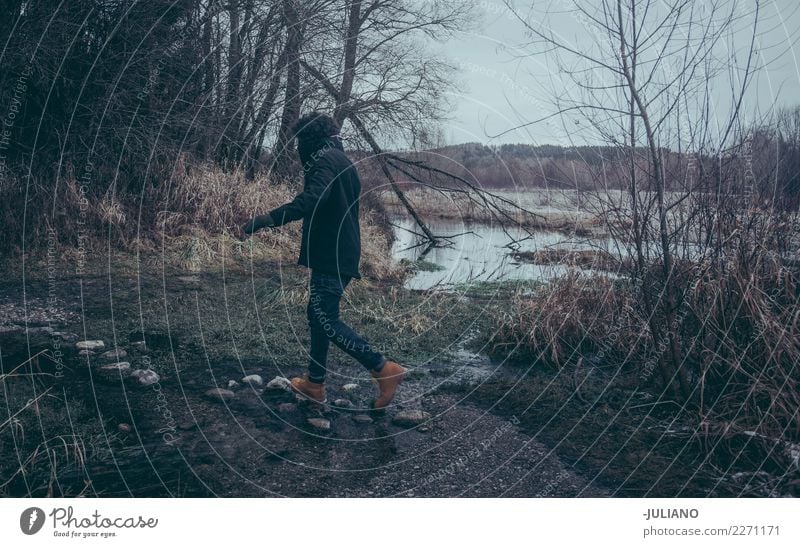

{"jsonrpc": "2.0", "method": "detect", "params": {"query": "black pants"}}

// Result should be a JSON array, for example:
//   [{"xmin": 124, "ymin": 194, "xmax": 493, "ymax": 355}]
[{"xmin": 306, "ymin": 270, "xmax": 385, "ymax": 383}]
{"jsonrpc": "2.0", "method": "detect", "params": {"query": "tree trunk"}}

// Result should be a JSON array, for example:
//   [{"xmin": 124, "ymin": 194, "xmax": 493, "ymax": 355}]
[
  {"xmin": 333, "ymin": 0, "xmax": 362, "ymax": 126},
  {"xmin": 240, "ymin": 38, "xmax": 286, "ymax": 177},
  {"xmin": 617, "ymin": 0, "xmax": 689, "ymax": 398},
  {"xmin": 199, "ymin": 1, "xmax": 216, "ymax": 156},
  {"xmin": 270, "ymin": 0, "xmax": 302, "ymax": 180}
]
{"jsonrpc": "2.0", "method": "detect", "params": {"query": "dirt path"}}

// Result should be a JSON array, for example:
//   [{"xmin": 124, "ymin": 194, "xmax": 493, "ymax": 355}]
[
  {"xmin": 143, "ymin": 372, "xmax": 608, "ymax": 497},
  {"xmin": 0, "ymin": 272, "xmax": 605, "ymax": 497}
]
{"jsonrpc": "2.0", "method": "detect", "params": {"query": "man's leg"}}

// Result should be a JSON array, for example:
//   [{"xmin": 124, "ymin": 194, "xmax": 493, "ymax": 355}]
[
  {"xmin": 291, "ymin": 269, "xmax": 406, "ymax": 408},
  {"xmin": 289, "ymin": 273, "xmax": 337, "ymax": 403},
  {"xmin": 307, "ymin": 270, "xmax": 385, "ymax": 374},
  {"xmin": 306, "ymin": 290, "xmax": 331, "ymax": 384}
]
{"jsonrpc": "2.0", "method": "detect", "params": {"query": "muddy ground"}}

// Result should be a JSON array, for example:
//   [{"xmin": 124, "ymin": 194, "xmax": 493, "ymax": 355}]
[{"xmin": 0, "ymin": 260, "xmax": 788, "ymax": 497}]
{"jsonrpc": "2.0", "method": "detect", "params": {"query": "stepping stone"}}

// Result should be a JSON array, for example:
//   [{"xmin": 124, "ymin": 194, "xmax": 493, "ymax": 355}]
[
  {"xmin": 265, "ymin": 376, "xmax": 292, "ymax": 391},
  {"xmin": 100, "ymin": 348, "xmax": 127, "ymax": 361},
  {"xmin": 96, "ymin": 362, "xmax": 131, "ymax": 380},
  {"xmin": 53, "ymin": 332, "xmax": 79, "ymax": 342},
  {"xmin": 78, "ymin": 349, "xmax": 95, "ymax": 357},
  {"xmin": 342, "ymin": 383, "xmax": 359, "ymax": 393},
  {"xmin": 241, "ymin": 374, "xmax": 264, "ymax": 388},
  {"xmin": 307, "ymin": 418, "xmax": 331, "ymax": 432},
  {"xmin": 76, "ymin": 340, "xmax": 105, "ymax": 350},
  {"xmin": 333, "ymin": 399, "xmax": 352, "ymax": 408},
  {"xmin": 205, "ymin": 388, "xmax": 235, "ymax": 402},
  {"xmin": 131, "ymin": 369, "xmax": 160, "ymax": 386},
  {"xmin": 294, "ymin": 392, "xmax": 327, "ymax": 405},
  {"xmin": 227, "ymin": 380, "xmax": 240, "ymax": 390},
  {"xmin": 352, "ymin": 414, "xmax": 374, "ymax": 425},
  {"xmin": 392, "ymin": 410, "xmax": 431, "ymax": 427}
]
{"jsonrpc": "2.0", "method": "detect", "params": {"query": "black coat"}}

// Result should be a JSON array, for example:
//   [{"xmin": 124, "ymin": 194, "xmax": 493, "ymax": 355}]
[{"xmin": 268, "ymin": 138, "xmax": 362, "ymax": 279}]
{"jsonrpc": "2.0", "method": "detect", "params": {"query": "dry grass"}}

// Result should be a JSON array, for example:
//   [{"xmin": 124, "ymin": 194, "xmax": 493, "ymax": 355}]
[
  {"xmin": 0, "ymin": 351, "xmax": 95, "ymax": 496},
  {"xmin": 689, "ymin": 250, "xmax": 800, "ymax": 442},
  {"xmin": 490, "ymin": 271, "xmax": 645, "ymax": 368},
  {"xmin": 3, "ymin": 158, "xmax": 405, "ymax": 282},
  {"xmin": 491, "ymin": 221, "xmax": 800, "ymax": 467}
]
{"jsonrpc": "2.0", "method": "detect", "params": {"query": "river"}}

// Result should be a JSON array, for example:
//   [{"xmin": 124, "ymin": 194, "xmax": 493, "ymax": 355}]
[{"xmin": 389, "ymin": 216, "xmax": 622, "ymax": 290}]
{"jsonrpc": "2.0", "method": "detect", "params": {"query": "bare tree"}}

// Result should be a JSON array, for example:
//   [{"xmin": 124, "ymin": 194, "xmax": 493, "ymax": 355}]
[
  {"xmin": 503, "ymin": 0, "xmax": 763, "ymax": 399},
  {"xmin": 268, "ymin": 0, "xmax": 304, "ymax": 178}
]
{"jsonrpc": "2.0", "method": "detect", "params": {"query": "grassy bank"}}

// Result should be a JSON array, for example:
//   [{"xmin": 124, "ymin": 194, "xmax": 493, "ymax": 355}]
[
  {"xmin": 485, "ymin": 265, "xmax": 800, "ymax": 496},
  {"xmin": 1, "ymin": 159, "xmax": 404, "ymax": 282}
]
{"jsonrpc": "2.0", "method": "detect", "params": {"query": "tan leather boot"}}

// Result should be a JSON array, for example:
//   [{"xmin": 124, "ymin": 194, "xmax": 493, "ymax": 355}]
[
  {"xmin": 290, "ymin": 376, "xmax": 327, "ymax": 403},
  {"xmin": 371, "ymin": 360, "xmax": 407, "ymax": 409}
]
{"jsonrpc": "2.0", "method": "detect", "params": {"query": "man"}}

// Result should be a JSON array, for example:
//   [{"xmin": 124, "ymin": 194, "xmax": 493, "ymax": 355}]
[{"xmin": 239, "ymin": 112, "xmax": 406, "ymax": 409}]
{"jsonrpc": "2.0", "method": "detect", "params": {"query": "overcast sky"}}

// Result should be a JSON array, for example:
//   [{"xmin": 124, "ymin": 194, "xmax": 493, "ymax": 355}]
[{"xmin": 434, "ymin": 0, "xmax": 800, "ymax": 146}]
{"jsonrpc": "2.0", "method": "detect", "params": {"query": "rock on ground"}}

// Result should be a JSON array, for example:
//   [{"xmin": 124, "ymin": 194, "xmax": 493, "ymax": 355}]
[
  {"xmin": 76, "ymin": 340, "xmax": 105, "ymax": 350},
  {"xmin": 307, "ymin": 418, "xmax": 331, "ymax": 432},
  {"xmin": 100, "ymin": 348, "xmax": 127, "ymax": 361},
  {"xmin": 265, "ymin": 377, "xmax": 292, "ymax": 391},
  {"xmin": 342, "ymin": 383, "xmax": 360, "ymax": 393},
  {"xmin": 393, "ymin": 410, "xmax": 431, "ymax": 427},
  {"xmin": 205, "ymin": 388, "xmax": 236, "ymax": 402},
  {"xmin": 96, "ymin": 362, "xmax": 131, "ymax": 379},
  {"xmin": 241, "ymin": 374, "xmax": 264, "ymax": 388},
  {"xmin": 131, "ymin": 369, "xmax": 160, "ymax": 386}
]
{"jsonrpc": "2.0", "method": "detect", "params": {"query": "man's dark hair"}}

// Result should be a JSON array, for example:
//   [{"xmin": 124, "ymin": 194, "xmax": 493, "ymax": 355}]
[{"xmin": 292, "ymin": 112, "xmax": 341, "ymax": 145}]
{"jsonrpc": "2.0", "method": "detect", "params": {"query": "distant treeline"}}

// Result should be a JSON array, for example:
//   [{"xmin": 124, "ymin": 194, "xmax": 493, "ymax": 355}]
[
  {"xmin": 354, "ymin": 142, "xmax": 633, "ymax": 191},
  {"xmin": 359, "ymin": 128, "xmax": 800, "ymax": 204},
  {"xmin": 423, "ymin": 142, "xmax": 628, "ymax": 189}
]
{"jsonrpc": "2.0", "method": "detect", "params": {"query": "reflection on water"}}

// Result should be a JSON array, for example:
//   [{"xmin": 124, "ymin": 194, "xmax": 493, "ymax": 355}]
[{"xmin": 390, "ymin": 216, "xmax": 619, "ymax": 290}]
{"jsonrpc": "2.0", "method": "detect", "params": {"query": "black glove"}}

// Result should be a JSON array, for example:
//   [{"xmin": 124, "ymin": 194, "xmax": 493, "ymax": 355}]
[{"xmin": 240, "ymin": 213, "xmax": 274, "ymax": 238}]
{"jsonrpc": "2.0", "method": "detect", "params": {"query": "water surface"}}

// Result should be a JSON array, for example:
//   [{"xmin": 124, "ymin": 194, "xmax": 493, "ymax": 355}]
[{"xmin": 390, "ymin": 216, "xmax": 621, "ymax": 290}]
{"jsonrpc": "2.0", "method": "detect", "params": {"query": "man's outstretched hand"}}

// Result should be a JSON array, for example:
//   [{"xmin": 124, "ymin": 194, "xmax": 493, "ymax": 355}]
[{"xmin": 237, "ymin": 213, "xmax": 275, "ymax": 240}]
